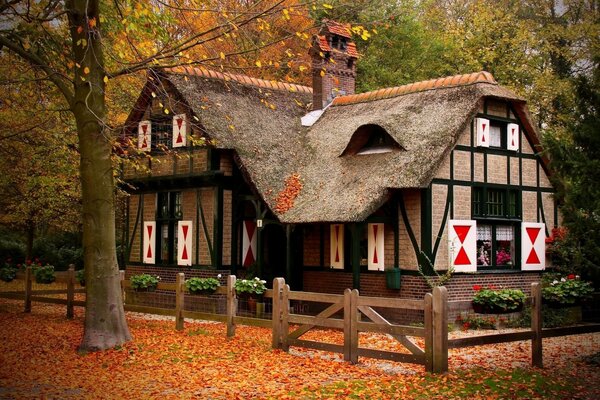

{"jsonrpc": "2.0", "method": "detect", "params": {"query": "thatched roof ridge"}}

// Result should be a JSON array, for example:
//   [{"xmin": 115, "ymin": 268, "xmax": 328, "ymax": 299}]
[{"xmin": 332, "ymin": 71, "xmax": 498, "ymax": 106}]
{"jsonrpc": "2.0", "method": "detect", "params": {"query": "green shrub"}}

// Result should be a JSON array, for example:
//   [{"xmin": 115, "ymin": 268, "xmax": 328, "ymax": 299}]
[
  {"xmin": 234, "ymin": 277, "xmax": 267, "ymax": 296},
  {"xmin": 32, "ymin": 232, "xmax": 83, "ymax": 270},
  {"xmin": 130, "ymin": 274, "xmax": 160, "ymax": 291},
  {"xmin": 472, "ymin": 285, "xmax": 526, "ymax": 312},
  {"xmin": 505, "ymin": 305, "xmax": 579, "ymax": 329},
  {"xmin": 76, "ymin": 269, "xmax": 85, "ymax": 286},
  {"xmin": 0, "ymin": 237, "xmax": 25, "ymax": 264},
  {"xmin": 33, "ymin": 265, "xmax": 56, "ymax": 284},
  {"xmin": 185, "ymin": 276, "xmax": 220, "ymax": 294},
  {"xmin": 0, "ymin": 266, "xmax": 17, "ymax": 282},
  {"xmin": 541, "ymin": 274, "xmax": 594, "ymax": 305}
]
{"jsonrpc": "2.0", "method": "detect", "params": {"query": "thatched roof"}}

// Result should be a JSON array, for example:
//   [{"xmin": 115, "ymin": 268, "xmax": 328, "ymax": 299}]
[{"xmin": 151, "ymin": 68, "xmax": 536, "ymax": 224}]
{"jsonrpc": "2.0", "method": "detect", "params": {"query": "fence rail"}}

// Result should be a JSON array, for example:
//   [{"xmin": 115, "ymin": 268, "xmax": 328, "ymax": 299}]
[{"xmin": 2, "ymin": 270, "xmax": 600, "ymax": 373}]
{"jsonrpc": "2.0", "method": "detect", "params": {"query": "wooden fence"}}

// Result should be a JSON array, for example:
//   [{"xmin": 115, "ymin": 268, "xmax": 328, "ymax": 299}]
[{"xmin": 2, "ymin": 271, "xmax": 599, "ymax": 373}]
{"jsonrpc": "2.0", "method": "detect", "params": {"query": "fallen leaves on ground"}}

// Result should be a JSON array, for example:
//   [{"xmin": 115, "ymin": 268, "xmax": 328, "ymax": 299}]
[{"xmin": 0, "ymin": 294, "xmax": 599, "ymax": 399}]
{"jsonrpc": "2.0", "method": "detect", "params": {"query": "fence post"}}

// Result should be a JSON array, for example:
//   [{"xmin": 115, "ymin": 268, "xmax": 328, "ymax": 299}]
[
  {"xmin": 343, "ymin": 289, "xmax": 352, "ymax": 361},
  {"xmin": 175, "ymin": 273, "xmax": 185, "ymax": 331},
  {"xmin": 24, "ymin": 266, "xmax": 32, "ymax": 313},
  {"xmin": 66, "ymin": 265, "xmax": 75, "ymax": 319},
  {"xmin": 281, "ymin": 284, "xmax": 290, "ymax": 351},
  {"xmin": 424, "ymin": 292, "xmax": 433, "ymax": 372},
  {"xmin": 272, "ymin": 278, "xmax": 284, "ymax": 349},
  {"xmin": 349, "ymin": 289, "xmax": 359, "ymax": 363},
  {"xmin": 227, "ymin": 275, "xmax": 237, "ymax": 337},
  {"xmin": 432, "ymin": 286, "xmax": 448, "ymax": 373},
  {"xmin": 531, "ymin": 282, "xmax": 543, "ymax": 368}
]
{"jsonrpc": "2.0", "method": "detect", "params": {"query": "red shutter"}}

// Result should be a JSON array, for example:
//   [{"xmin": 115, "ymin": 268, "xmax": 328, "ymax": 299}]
[
  {"xmin": 177, "ymin": 221, "xmax": 192, "ymax": 266},
  {"xmin": 330, "ymin": 224, "xmax": 344, "ymax": 269},
  {"xmin": 506, "ymin": 123, "xmax": 519, "ymax": 151},
  {"xmin": 476, "ymin": 118, "xmax": 490, "ymax": 148},
  {"xmin": 172, "ymin": 114, "xmax": 187, "ymax": 148},
  {"xmin": 521, "ymin": 222, "xmax": 545, "ymax": 270},
  {"xmin": 138, "ymin": 121, "xmax": 151, "ymax": 151},
  {"xmin": 242, "ymin": 221, "xmax": 257, "ymax": 267},
  {"xmin": 143, "ymin": 221, "xmax": 156, "ymax": 264},
  {"xmin": 448, "ymin": 220, "xmax": 477, "ymax": 272},
  {"xmin": 367, "ymin": 223, "xmax": 384, "ymax": 271}
]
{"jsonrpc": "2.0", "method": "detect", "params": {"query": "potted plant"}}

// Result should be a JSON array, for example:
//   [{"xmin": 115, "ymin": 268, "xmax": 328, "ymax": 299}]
[
  {"xmin": 234, "ymin": 277, "xmax": 267, "ymax": 313},
  {"xmin": 185, "ymin": 276, "xmax": 220, "ymax": 295},
  {"xmin": 76, "ymin": 269, "xmax": 85, "ymax": 286},
  {"xmin": 33, "ymin": 265, "xmax": 56, "ymax": 284},
  {"xmin": 472, "ymin": 285, "xmax": 526, "ymax": 313},
  {"xmin": 130, "ymin": 274, "xmax": 160, "ymax": 292},
  {"xmin": 542, "ymin": 274, "xmax": 593, "ymax": 307}
]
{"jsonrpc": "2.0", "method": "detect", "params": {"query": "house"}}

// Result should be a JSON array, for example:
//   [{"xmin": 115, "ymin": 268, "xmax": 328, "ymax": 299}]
[{"xmin": 121, "ymin": 20, "xmax": 556, "ymax": 303}]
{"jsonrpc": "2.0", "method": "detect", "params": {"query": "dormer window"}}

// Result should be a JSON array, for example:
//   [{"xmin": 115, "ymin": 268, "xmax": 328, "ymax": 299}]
[{"xmin": 341, "ymin": 124, "xmax": 404, "ymax": 156}]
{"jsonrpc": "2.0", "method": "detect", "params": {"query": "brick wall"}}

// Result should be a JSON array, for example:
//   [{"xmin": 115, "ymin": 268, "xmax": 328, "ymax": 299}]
[{"xmin": 399, "ymin": 189, "xmax": 420, "ymax": 270}]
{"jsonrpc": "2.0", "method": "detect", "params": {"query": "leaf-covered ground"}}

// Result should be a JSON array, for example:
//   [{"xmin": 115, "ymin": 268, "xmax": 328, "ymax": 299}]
[{"xmin": 0, "ymin": 295, "xmax": 599, "ymax": 399}]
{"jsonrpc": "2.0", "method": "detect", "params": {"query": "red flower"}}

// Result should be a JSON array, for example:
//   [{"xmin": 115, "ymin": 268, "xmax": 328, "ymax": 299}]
[
  {"xmin": 473, "ymin": 285, "xmax": 482, "ymax": 291},
  {"xmin": 567, "ymin": 274, "xmax": 576, "ymax": 280},
  {"xmin": 25, "ymin": 260, "xmax": 31, "ymax": 266}
]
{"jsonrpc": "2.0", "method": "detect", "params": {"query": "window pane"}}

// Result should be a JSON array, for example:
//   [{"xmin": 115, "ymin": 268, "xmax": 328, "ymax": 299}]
[
  {"xmin": 490, "ymin": 125, "xmax": 501, "ymax": 147},
  {"xmin": 495, "ymin": 225, "xmax": 514, "ymax": 266},
  {"xmin": 487, "ymin": 189, "xmax": 505, "ymax": 217},
  {"xmin": 473, "ymin": 188, "xmax": 482, "ymax": 216},
  {"xmin": 477, "ymin": 225, "xmax": 492, "ymax": 266},
  {"xmin": 161, "ymin": 224, "xmax": 169, "ymax": 263}
]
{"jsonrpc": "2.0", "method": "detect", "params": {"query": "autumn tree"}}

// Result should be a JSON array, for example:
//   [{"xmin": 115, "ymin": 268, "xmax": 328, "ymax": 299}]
[{"xmin": 0, "ymin": 0, "xmax": 319, "ymax": 351}]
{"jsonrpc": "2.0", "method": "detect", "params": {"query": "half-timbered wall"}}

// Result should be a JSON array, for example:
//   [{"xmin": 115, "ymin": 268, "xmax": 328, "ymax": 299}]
[{"xmin": 430, "ymin": 98, "xmax": 555, "ymax": 271}]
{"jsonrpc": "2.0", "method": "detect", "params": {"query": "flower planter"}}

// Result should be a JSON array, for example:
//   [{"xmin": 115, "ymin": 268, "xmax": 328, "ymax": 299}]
[
  {"xmin": 189, "ymin": 290, "xmax": 216, "ymax": 296},
  {"xmin": 133, "ymin": 286, "xmax": 157, "ymax": 292}
]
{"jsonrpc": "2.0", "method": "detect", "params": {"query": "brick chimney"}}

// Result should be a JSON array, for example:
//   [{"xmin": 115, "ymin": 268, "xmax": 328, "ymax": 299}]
[{"xmin": 310, "ymin": 20, "xmax": 359, "ymax": 110}]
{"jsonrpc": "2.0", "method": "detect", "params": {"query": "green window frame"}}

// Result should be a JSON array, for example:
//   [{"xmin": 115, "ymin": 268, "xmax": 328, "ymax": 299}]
[
  {"xmin": 473, "ymin": 187, "xmax": 521, "ymax": 219},
  {"xmin": 156, "ymin": 191, "xmax": 182, "ymax": 265}
]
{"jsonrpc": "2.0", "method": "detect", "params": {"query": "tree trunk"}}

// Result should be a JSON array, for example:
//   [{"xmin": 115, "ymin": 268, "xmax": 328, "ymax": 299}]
[
  {"xmin": 25, "ymin": 220, "xmax": 34, "ymax": 261},
  {"xmin": 68, "ymin": 0, "xmax": 131, "ymax": 351}
]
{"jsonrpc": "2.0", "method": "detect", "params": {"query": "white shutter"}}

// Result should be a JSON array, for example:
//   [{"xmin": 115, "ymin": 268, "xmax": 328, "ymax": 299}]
[
  {"xmin": 138, "ymin": 121, "xmax": 151, "ymax": 151},
  {"xmin": 172, "ymin": 114, "xmax": 187, "ymax": 148},
  {"xmin": 242, "ymin": 221, "xmax": 257, "ymax": 267},
  {"xmin": 448, "ymin": 220, "xmax": 477, "ymax": 272},
  {"xmin": 143, "ymin": 221, "xmax": 156, "ymax": 264},
  {"xmin": 330, "ymin": 224, "xmax": 344, "ymax": 269},
  {"xmin": 475, "ymin": 118, "xmax": 490, "ymax": 148},
  {"xmin": 177, "ymin": 221, "xmax": 193, "ymax": 266},
  {"xmin": 367, "ymin": 223, "xmax": 384, "ymax": 271},
  {"xmin": 521, "ymin": 222, "xmax": 545, "ymax": 271},
  {"xmin": 506, "ymin": 123, "xmax": 519, "ymax": 151}
]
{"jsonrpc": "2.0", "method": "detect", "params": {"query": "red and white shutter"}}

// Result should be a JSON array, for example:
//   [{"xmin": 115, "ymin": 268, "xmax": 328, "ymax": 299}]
[
  {"xmin": 143, "ymin": 221, "xmax": 156, "ymax": 264},
  {"xmin": 330, "ymin": 224, "xmax": 344, "ymax": 269},
  {"xmin": 506, "ymin": 123, "xmax": 519, "ymax": 151},
  {"xmin": 138, "ymin": 120, "xmax": 151, "ymax": 151},
  {"xmin": 475, "ymin": 118, "xmax": 490, "ymax": 148},
  {"xmin": 448, "ymin": 220, "xmax": 477, "ymax": 272},
  {"xmin": 242, "ymin": 221, "xmax": 257, "ymax": 267},
  {"xmin": 521, "ymin": 222, "xmax": 545, "ymax": 271},
  {"xmin": 177, "ymin": 221, "xmax": 193, "ymax": 266},
  {"xmin": 368, "ymin": 223, "xmax": 384, "ymax": 271},
  {"xmin": 172, "ymin": 114, "xmax": 187, "ymax": 148}
]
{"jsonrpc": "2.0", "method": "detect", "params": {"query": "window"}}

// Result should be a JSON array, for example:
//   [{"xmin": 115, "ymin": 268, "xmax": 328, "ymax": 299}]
[
  {"xmin": 473, "ymin": 187, "xmax": 520, "ymax": 219},
  {"xmin": 476, "ymin": 224, "xmax": 515, "ymax": 267},
  {"xmin": 156, "ymin": 192, "xmax": 182, "ymax": 264},
  {"xmin": 150, "ymin": 116, "xmax": 172, "ymax": 151},
  {"xmin": 472, "ymin": 186, "xmax": 521, "ymax": 269},
  {"xmin": 341, "ymin": 124, "xmax": 404, "ymax": 156}
]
